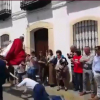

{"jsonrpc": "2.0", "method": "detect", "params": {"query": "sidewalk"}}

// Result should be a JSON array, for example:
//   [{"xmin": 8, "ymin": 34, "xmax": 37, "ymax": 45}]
[
  {"xmin": 3, "ymin": 83, "xmax": 90, "ymax": 100},
  {"xmin": 45, "ymin": 86, "xmax": 90, "ymax": 100}
]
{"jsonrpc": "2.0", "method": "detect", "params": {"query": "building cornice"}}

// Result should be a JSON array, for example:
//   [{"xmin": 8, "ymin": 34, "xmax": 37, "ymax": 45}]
[
  {"xmin": 12, "ymin": 1, "xmax": 67, "ymax": 21},
  {"xmin": 12, "ymin": 10, "xmax": 26, "ymax": 21}
]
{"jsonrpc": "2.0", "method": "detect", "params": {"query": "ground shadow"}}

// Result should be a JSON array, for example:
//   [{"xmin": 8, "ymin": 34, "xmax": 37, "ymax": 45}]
[
  {"xmin": 26, "ymin": 3, "xmax": 53, "ymax": 25},
  {"xmin": 3, "ymin": 87, "xmax": 23, "ymax": 97},
  {"xmin": 67, "ymin": 1, "xmax": 100, "ymax": 14},
  {"xmin": 3, "ymin": 86, "xmax": 33, "ymax": 100}
]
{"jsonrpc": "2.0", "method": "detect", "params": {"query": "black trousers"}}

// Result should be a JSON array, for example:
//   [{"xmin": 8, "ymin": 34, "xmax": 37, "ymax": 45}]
[
  {"xmin": 8, "ymin": 66, "xmax": 14, "ymax": 81},
  {"xmin": 74, "ymin": 73, "xmax": 83, "ymax": 92},
  {"xmin": 0, "ymin": 85, "xmax": 3, "ymax": 100}
]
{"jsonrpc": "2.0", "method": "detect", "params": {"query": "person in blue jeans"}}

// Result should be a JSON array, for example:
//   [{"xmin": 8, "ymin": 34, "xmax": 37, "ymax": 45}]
[
  {"xmin": 27, "ymin": 51, "xmax": 38, "ymax": 81},
  {"xmin": 17, "ymin": 78, "xmax": 65, "ymax": 100}
]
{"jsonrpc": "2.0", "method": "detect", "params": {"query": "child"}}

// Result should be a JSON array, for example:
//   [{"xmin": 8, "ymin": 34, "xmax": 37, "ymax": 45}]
[
  {"xmin": 16, "ymin": 78, "xmax": 65, "ymax": 100},
  {"xmin": 17, "ymin": 61, "xmax": 26, "ymax": 83},
  {"xmin": 72, "ymin": 50, "xmax": 83, "ymax": 93}
]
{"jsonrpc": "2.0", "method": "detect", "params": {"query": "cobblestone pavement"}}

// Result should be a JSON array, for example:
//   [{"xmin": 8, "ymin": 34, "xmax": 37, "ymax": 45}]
[{"xmin": 3, "ymin": 83, "xmax": 91, "ymax": 100}]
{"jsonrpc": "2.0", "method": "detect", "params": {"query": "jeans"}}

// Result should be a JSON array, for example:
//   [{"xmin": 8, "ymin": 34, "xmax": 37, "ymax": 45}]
[
  {"xmin": 74, "ymin": 73, "xmax": 83, "ymax": 92},
  {"xmin": 94, "ymin": 72, "xmax": 100, "ymax": 98},
  {"xmin": 33, "ymin": 84, "xmax": 49, "ymax": 100},
  {"xmin": 83, "ymin": 69, "xmax": 95, "ymax": 93}
]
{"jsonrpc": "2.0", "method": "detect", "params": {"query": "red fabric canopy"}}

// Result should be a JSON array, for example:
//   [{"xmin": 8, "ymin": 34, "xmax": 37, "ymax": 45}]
[{"xmin": 6, "ymin": 38, "xmax": 26, "ymax": 65}]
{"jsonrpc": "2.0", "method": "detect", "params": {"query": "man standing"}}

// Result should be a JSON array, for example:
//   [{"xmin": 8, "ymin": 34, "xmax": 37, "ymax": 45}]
[
  {"xmin": 67, "ymin": 45, "xmax": 77, "ymax": 90},
  {"xmin": 89, "ymin": 46, "xmax": 100, "ymax": 100},
  {"xmin": 0, "ymin": 56, "xmax": 7, "ymax": 100},
  {"xmin": 80, "ymin": 46, "xmax": 95, "ymax": 98}
]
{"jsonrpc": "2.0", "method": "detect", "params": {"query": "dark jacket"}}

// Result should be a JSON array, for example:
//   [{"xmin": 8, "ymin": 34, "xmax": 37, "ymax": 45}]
[
  {"xmin": 0, "ymin": 59, "xmax": 7, "ymax": 85},
  {"xmin": 51, "ymin": 57, "xmax": 68, "ymax": 66}
]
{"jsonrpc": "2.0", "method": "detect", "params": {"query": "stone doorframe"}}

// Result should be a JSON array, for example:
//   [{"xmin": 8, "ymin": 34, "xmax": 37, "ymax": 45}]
[
  {"xmin": 70, "ymin": 16, "xmax": 100, "ymax": 46},
  {"xmin": 25, "ymin": 21, "xmax": 54, "ymax": 54}
]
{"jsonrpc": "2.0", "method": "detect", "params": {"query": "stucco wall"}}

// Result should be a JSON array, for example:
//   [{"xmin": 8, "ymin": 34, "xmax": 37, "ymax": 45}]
[{"xmin": 0, "ymin": 1, "xmax": 100, "ymax": 57}]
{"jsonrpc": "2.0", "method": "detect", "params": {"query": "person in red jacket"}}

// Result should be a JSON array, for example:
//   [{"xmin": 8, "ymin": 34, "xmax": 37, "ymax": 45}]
[{"xmin": 72, "ymin": 50, "xmax": 83, "ymax": 93}]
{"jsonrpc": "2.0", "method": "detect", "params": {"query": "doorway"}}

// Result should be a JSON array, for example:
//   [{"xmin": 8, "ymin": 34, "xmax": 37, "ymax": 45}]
[{"xmin": 34, "ymin": 28, "xmax": 48, "ymax": 56}]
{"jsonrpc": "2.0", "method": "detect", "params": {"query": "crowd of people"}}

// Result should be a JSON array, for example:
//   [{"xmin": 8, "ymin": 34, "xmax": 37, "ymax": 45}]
[
  {"xmin": 68, "ymin": 45, "xmax": 100, "ymax": 100},
  {"xmin": 0, "ymin": 36, "xmax": 100, "ymax": 100}
]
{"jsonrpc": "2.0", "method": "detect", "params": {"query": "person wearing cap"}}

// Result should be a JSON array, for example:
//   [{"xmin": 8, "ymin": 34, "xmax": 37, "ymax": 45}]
[{"xmin": 89, "ymin": 46, "xmax": 100, "ymax": 100}]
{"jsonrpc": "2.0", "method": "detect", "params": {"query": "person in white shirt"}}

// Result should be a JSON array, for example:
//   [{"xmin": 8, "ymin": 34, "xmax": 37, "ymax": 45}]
[
  {"xmin": 89, "ymin": 46, "xmax": 100, "ymax": 100},
  {"xmin": 17, "ymin": 78, "xmax": 49, "ymax": 100},
  {"xmin": 17, "ymin": 78, "xmax": 65, "ymax": 100}
]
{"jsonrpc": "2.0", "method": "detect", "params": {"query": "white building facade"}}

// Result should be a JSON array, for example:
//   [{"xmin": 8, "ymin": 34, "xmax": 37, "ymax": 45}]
[{"xmin": 0, "ymin": 1, "xmax": 100, "ymax": 57}]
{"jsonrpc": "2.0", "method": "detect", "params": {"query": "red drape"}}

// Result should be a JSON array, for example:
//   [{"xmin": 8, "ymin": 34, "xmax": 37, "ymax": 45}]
[{"xmin": 6, "ymin": 38, "xmax": 26, "ymax": 65}]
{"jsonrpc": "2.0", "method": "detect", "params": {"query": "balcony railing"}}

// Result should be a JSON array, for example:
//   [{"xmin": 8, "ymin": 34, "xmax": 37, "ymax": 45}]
[
  {"xmin": 20, "ymin": 0, "xmax": 51, "ymax": 11},
  {"xmin": 0, "ymin": 1, "xmax": 11, "ymax": 21}
]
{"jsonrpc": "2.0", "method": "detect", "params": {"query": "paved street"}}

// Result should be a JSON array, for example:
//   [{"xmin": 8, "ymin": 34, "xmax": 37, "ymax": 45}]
[{"xmin": 3, "ymin": 83, "xmax": 91, "ymax": 100}]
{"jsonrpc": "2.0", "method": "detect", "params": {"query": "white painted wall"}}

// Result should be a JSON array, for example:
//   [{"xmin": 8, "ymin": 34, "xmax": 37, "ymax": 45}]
[
  {"xmin": 1, "ymin": 1, "xmax": 100, "ymax": 57},
  {"xmin": 68, "ymin": 1, "xmax": 100, "ymax": 21},
  {"xmin": 12, "ymin": 1, "xmax": 21, "ymax": 13}
]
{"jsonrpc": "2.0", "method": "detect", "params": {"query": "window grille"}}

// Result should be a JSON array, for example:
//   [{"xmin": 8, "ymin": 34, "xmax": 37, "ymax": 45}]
[{"xmin": 73, "ymin": 20, "xmax": 98, "ymax": 54}]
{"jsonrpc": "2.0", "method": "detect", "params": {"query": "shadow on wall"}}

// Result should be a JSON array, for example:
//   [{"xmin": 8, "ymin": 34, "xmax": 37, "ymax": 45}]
[
  {"xmin": 0, "ymin": 18, "xmax": 12, "ymax": 29},
  {"xmin": 26, "ymin": 4, "xmax": 53, "ymax": 24},
  {"xmin": 67, "ymin": 1, "xmax": 100, "ymax": 14}
]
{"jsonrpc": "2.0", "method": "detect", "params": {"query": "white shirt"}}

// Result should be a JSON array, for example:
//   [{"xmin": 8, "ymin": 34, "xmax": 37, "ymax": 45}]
[
  {"xmin": 17, "ymin": 78, "xmax": 38, "ymax": 90},
  {"xmin": 92, "ymin": 55, "xmax": 100, "ymax": 74}
]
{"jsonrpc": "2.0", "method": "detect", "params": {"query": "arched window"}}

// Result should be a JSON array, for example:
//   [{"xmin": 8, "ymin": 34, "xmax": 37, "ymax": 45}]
[
  {"xmin": 73, "ymin": 20, "xmax": 98, "ymax": 54},
  {"xmin": 1, "ymin": 34, "xmax": 9, "ymax": 48}
]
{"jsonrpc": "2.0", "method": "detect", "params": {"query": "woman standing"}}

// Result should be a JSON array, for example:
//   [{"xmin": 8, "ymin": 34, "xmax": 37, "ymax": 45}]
[
  {"xmin": 47, "ymin": 49, "xmax": 56, "ymax": 87},
  {"xmin": 52, "ymin": 50, "xmax": 68, "ymax": 91}
]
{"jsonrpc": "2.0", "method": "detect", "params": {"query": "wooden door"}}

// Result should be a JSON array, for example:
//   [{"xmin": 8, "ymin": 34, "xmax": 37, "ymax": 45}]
[{"xmin": 34, "ymin": 28, "xmax": 48, "ymax": 56}]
